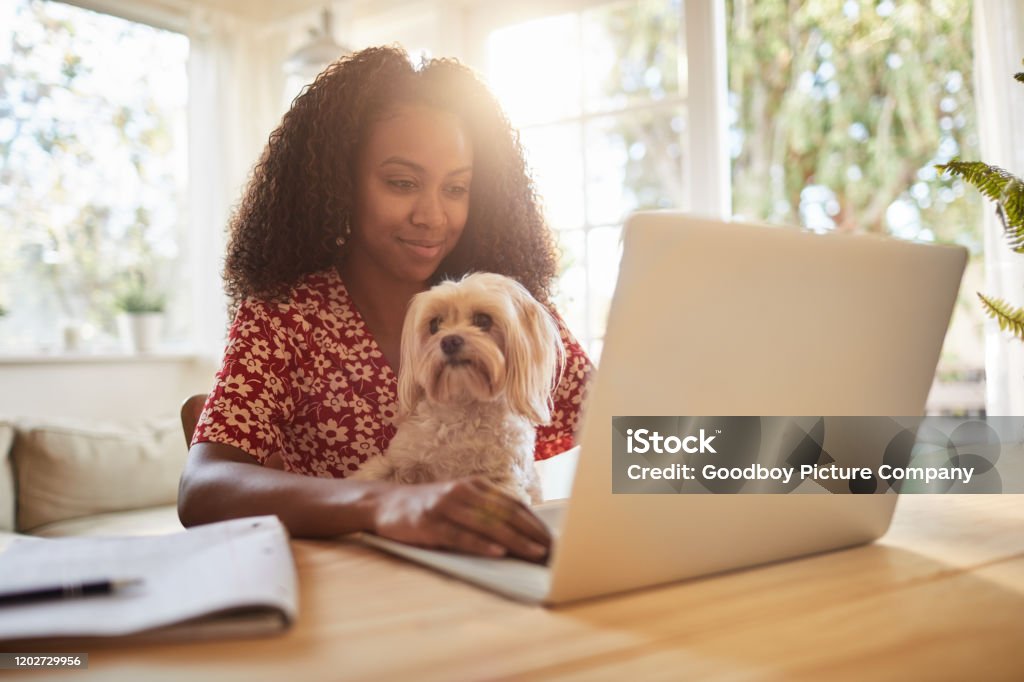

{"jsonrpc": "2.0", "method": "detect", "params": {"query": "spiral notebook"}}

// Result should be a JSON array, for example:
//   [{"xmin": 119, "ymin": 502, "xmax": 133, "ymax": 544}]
[{"xmin": 0, "ymin": 515, "xmax": 297, "ymax": 644}]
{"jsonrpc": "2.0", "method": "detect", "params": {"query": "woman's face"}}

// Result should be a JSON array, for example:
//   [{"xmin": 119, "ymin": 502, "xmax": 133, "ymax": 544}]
[{"xmin": 350, "ymin": 104, "xmax": 474, "ymax": 286}]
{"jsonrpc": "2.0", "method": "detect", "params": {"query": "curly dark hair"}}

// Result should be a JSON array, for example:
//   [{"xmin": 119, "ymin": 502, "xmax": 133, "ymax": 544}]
[{"xmin": 223, "ymin": 45, "xmax": 559, "ymax": 314}]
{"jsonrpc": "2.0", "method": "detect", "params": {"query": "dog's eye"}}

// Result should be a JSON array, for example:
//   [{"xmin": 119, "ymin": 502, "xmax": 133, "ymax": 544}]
[
  {"xmin": 428, "ymin": 317, "xmax": 441, "ymax": 335},
  {"xmin": 472, "ymin": 312, "xmax": 493, "ymax": 331}
]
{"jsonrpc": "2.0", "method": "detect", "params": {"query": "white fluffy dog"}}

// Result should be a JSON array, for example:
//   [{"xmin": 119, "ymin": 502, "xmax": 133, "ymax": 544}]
[{"xmin": 352, "ymin": 272, "xmax": 564, "ymax": 504}]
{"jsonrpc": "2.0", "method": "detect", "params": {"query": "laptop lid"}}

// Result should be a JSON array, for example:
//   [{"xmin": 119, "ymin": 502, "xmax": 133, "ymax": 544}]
[{"xmin": 545, "ymin": 212, "xmax": 967, "ymax": 604}]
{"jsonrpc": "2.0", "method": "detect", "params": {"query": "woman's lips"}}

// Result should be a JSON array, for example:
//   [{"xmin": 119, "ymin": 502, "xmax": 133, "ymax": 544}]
[{"xmin": 399, "ymin": 238, "xmax": 444, "ymax": 259}]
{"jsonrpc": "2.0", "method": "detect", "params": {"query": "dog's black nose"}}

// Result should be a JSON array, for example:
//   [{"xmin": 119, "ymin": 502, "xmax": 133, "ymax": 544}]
[{"xmin": 440, "ymin": 334, "xmax": 464, "ymax": 356}]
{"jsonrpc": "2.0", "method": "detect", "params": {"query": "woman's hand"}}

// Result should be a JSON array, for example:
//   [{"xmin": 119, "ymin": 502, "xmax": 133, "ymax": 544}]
[{"xmin": 370, "ymin": 477, "xmax": 551, "ymax": 562}]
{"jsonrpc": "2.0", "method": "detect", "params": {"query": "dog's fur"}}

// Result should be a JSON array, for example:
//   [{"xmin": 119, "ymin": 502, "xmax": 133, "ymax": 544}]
[{"xmin": 351, "ymin": 272, "xmax": 564, "ymax": 504}]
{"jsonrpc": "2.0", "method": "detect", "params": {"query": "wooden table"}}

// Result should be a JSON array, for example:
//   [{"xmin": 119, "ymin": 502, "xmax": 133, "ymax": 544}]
[{"xmin": 5, "ymin": 495, "xmax": 1023, "ymax": 681}]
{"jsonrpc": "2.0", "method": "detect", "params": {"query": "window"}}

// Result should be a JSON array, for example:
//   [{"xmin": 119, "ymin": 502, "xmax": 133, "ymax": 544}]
[
  {"xmin": 725, "ymin": 0, "xmax": 985, "ymax": 414},
  {"xmin": 0, "ymin": 0, "xmax": 188, "ymax": 354},
  {"xmin": 483, "ymin": 0, "xmax": 688, "ymax": 359}
]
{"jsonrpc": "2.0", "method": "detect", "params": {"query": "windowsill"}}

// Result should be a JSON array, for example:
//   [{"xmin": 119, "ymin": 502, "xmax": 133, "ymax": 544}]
[{"xmin": 0, "ymin": 351, "xmax": 205, "ymax": 366}]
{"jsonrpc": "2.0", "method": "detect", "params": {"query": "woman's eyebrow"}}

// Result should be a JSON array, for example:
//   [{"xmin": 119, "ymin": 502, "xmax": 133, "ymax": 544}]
[{"xmin": 381, "ymin": 156, "xmax": 472, "ymax": 177}]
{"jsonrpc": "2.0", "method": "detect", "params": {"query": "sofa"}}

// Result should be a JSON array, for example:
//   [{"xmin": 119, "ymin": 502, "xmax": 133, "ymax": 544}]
[
  {"xmin": 0, "ymin": 416, "xmax": 187, "ymax": 551},
  {"xmin": 0, "ymin": 412, "xmax": 581, "ymax": 553}
]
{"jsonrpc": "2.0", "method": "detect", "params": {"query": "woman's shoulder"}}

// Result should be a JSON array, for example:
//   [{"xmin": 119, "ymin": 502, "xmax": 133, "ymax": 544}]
[
  {"xmin": 224, "ymin": 269, "xmax": 357, "ymax": 366},
  {"xmin": 239, "ymin": 268, "xmax": 346, "ymax": 316},
  {"xmin": 231, "ymin": 269, "xmax": 355, "ymax": 344},
  {"xmin": 287, "ymin": 268, "xmax": 347, "ymax": 307}
]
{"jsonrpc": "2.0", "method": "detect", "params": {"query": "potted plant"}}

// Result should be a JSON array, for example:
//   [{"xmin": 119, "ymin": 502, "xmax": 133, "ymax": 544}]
[
  {"xmin": 114, "ymin": 272, "xmax": 166, "ymax": 353},
  {"xmin": 937, "ymin": 64, "xmax": 1024, "ymax": 342}
]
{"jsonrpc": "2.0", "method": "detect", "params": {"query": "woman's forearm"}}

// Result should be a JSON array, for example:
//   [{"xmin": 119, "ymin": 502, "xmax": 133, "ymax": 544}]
[
  {"xmin": 179, "ymin": 442, "xmax": 552, "ymax": 560},
  {"xmin": 178, "ymin": 442, "xmax": 387, "ymax": 538}
]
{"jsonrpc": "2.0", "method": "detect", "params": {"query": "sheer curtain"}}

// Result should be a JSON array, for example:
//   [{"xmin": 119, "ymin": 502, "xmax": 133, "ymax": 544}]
[
  {"xmin": 973, "ymin": 0, "xmax": 1024, "ymax": 415},
  {"xmin": 186, "ymin": 7, "xmax": 289, "ymax": 358}
]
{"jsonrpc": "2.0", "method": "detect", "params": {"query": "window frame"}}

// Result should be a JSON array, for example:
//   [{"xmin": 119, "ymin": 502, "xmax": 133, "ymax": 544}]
[
  {"xmin": 463, "ymin": 0, "xmax": 730, "ymax": 217},
  {"xmin": 460, "ymin": 0, "xmax": 730, "ymax": 351}
]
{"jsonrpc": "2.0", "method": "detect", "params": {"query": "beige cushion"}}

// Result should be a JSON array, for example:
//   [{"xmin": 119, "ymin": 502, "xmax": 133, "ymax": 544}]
[
  {"xmin": 29, "ymin": 505, "xmax": 183, "ymax": 538},
  {"xmin": 12, "ymin": 417, "xmax": 187, "ymax": 533},
  {"xmin": 0, "ymin": 422, "xmax": 14, "ymax": 532}
]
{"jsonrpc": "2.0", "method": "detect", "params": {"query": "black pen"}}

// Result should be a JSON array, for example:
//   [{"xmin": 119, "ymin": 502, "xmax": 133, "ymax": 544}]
[{"xmin": 0, "ymin": 578, "xmax": 143, "ymax": 606}]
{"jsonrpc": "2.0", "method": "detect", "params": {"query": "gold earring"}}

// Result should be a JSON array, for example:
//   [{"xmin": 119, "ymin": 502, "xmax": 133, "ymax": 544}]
[{"xmin": 336, "ymin": 218, "xmax": 351, "ymax": 247}]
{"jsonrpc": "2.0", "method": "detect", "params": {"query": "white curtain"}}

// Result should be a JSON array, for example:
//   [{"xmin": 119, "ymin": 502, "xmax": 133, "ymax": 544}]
[
  {"xmin": 973, "ymin": 0, "xmax": 1024, "ymax": 416},
  {"xmin": 186, "ymin": 7, "xmax": 289, "ymax": 359}
]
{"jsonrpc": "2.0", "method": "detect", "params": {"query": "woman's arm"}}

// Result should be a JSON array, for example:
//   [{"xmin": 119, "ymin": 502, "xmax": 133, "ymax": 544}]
[
  {"xmin": 178, "ymin": 442, "xmax": 379, "ymax": 536},
  {"xmin": 178, "ymin": 442, "xmax": 550, "ymax": 561}
]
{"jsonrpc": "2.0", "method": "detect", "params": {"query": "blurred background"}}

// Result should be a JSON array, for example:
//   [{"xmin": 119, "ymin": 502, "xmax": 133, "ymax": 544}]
[{"xmin": 1, "ymin": 0, "xmax": 1021, "ymax": 419}]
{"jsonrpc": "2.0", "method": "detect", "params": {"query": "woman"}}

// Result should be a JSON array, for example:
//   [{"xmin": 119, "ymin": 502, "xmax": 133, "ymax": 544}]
[{"xmin": 178, "ymin": 46, "xmax": 593, "ymax": 562}]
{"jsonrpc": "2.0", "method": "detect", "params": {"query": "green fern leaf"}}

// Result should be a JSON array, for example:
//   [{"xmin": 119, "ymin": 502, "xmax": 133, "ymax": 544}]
[
  {"xmin": 935, "ymin": 160, "xmax": 1012, "ymax": 202},
  {"xmin": 937, "ymin": 160, "xmax": 1024, "ymax": 254},
  {"xmin": 1002, "ymin": 178, "xmax": 1024, "ymax": 251},
  {"xmin": 978, "ymin": 293, "xmax": 1024, "ymax": 341}
]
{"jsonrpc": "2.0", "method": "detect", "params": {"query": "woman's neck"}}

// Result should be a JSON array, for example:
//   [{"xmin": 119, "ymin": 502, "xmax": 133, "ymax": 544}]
[{"xmin": 336, "ymin": 256, "xmax": 426, "ymax": 348}]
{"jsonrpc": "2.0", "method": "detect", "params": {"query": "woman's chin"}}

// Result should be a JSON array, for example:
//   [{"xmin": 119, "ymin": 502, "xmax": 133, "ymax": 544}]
[
  {"xmin": 393, "ymin": 261, "xmax": 443, "ymax": 286},
  {"xmin": 395, "ymin": 252, "xmax": 452, "ymax": 283}
]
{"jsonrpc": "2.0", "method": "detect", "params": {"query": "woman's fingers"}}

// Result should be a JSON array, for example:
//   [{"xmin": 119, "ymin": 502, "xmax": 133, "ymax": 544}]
[
  {"xmin": 435, "ymin": 478, "xmax": 551, "ymax": 560},
  {"xmin": 461, "ymin": 477, "xmax": 552, "ymax": 545},
  {"xmin": 434, "ymin": 521, "xmax": 508, "ymax": 558},
  {"xmin": 370, "ymin": 478, "xmax": 553, "ymax": 561},
  {"xmin": 440, "ymin": 500, "xmax": 548, "ymax": 561}
]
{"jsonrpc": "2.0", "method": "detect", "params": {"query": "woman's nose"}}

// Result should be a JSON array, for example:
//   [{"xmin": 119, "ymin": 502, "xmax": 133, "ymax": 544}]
[{"xmin": 411, "ymin": 190, "xmax": 446, "ymax": 229}]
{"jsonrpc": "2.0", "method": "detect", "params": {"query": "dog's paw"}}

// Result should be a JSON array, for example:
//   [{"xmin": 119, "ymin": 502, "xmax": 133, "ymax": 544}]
[
  {"xmin": 351, "ymin": 455, "xmax": 395, "ymax": 481},
  {"xmin": 392, "ymin": 461, "xmax": 436, "ymax": 485}
]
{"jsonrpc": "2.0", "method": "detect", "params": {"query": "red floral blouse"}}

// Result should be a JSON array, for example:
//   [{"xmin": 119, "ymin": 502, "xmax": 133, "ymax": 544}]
[{"xmin": 192, "ymin": 269, "xmax": 594, "ymax": 478}]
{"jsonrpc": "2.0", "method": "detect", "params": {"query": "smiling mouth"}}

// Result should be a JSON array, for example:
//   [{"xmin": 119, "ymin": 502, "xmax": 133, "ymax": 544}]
[{"xmin": 399, "ymin": 238, "xmax": 444, "ymax": 259}]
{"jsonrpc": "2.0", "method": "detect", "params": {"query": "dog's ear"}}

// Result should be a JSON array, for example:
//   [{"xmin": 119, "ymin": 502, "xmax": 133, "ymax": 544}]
[
  {"xmin": 504, "ymin": 281, "xmax": 565, "ymax": 425},
  {"xmin": 397, "ymin": 292, "xmax": 427, "ymax": 417}
]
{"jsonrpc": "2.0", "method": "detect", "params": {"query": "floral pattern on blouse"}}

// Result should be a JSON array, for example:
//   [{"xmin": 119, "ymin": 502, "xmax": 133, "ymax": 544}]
[{"xmin": 192, "ymin": 268, "xmax": 594, "ymax": 477}]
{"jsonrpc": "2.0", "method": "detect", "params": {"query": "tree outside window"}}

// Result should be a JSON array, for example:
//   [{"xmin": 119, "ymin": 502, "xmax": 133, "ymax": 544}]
[
  {"xmin": 495, "ymin": 0, "xmax": 984, "ymax": 410},
  {"xmin": 726, "ymin": 0, "xmax": 984, "ymax": 414},
  {"xmin": 0, "ymin": 0, "xmax": 188, "ymax": 353}
]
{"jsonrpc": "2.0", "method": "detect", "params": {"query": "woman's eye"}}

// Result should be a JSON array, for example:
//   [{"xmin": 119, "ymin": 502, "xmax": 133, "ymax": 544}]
[
  {"xmin": 472, "ymin": 313, "xmax": 492, "ymax": 330},
  {"xmin": 389, "ymin": 179, "xmax": 416, "ymax": 190},
  {"xmin": 428, "ymin": 317, "xmax": 441, "ymax": 335},
  {"xmin": 446, "ymin": 185, "xmax": 469, "ymax": 197}
]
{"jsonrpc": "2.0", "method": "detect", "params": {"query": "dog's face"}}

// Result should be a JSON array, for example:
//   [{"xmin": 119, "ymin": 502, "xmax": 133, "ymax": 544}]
[{"xmin": 398, "ymin": 273, "xmax": 563, "ymax": 424}]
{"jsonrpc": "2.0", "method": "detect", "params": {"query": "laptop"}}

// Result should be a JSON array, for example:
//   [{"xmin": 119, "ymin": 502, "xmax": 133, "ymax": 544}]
[{"xmin": 356, "ymin": 212, "xmax": 968, "ymax": 605}]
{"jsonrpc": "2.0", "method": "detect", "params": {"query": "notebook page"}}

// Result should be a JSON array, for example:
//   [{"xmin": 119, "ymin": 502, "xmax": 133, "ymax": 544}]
[
  {"xmin": 354, "ymin": 534, "xmax": 552, "ymax": 603},
  {"xmin": 0, "ymin": 515, "xmax": 297, "ymax": 640},
  {"xmin": 346, "ymin": 497, "xmax": 568, "ymax": 603}
]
